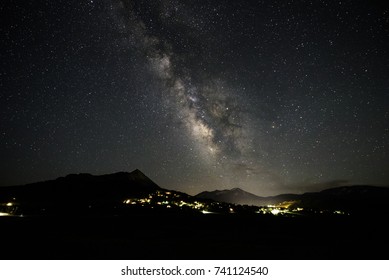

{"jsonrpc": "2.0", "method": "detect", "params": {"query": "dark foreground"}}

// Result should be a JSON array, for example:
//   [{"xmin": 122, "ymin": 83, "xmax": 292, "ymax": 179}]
[{"xmin": 0, "ymin": 213, "xmax": 387, "ymax": 260}]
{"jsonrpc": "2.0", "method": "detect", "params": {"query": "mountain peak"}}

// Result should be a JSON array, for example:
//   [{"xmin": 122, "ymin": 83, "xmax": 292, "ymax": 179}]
[
  {"xmin": 129, "ymin": 169, "xmax": 154, "ymax": 182},
  {"xmin": 98, "ymin": 169, "xmax": 159, "ymax": 189},
  {"xmin": 131, "ymin": 169, "xmax": 146, "ymax": 176}
]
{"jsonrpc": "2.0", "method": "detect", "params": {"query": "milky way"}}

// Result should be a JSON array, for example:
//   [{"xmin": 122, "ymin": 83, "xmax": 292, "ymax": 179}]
[
  {"xmin": 115, "ymin": 0, "xmax": 261, "ymax": 184},
  {"xmin": 1, "ymin": 0, "xmax": 388, "ymax": 195}
]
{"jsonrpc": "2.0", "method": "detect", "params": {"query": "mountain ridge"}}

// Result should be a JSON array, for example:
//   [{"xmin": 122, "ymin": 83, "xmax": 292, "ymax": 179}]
[
  {"xmin": 196, "ymin": 185, "xmax": 389, "ymax": 214},
  {"xmin": 196, "ymin": 188, "xmax": 300, "ymax": 206},
  {"xmin": 0, "ymin": 169, "xmax": 162, "ymax": 215},
  {"xmin": 1, "ymin": 170, "xmax": 389, "ymax": 216}
]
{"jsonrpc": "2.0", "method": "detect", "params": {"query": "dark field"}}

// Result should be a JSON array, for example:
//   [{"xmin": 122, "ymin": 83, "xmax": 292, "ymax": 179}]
[{"xmin": 0, "ymin": 213, "xmax": 386, "ymax": 260}]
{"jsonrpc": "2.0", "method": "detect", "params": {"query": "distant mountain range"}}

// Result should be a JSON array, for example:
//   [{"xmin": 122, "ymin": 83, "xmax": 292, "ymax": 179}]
[
  {"xmin": 196, "ymin": 188, "xmax": 300, "ymax": 206},
  {"xmin": 196, "ymin": 185, "xmax": 389, "ymax": 214},
  {"xmin": 1, "ymin": 169, "xmax": 388, "ymax": 216}
]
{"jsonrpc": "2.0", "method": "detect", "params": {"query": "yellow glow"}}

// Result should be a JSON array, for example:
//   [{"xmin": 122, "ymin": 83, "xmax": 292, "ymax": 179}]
[
  {"xmin": 277, "ymin": 200, "xmax": 296, "ymax": 208},
  {"xmin": 6, "ymin": 202, "xmax": 13, "ymax": 207},
  {"xmin": 271, "ymin": 209, "xmax": 280, "ymax": 215},
  {"xmin": 0, "ymin": 212, "xmax": 10, "ymax": 216},
  {"xmin": 179, "ymin": 201, "xmax": 186, "ymax": 207},
  {"xmin": 192, "ymin": 121, "xmax": 213, "ymax": 140}
]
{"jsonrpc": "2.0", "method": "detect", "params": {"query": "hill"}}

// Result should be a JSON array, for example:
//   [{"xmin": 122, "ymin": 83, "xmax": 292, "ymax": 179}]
[
  {"xmin": 0, "ymin": 169, "xmax": 161, "ymax": 215},
  {"xmin": 196, "ymin": 185, "xmax": 389, "ymax": 215},
  {"xmin": 196, "ymin": 188, "xmax": 299, "ymax": 206}
]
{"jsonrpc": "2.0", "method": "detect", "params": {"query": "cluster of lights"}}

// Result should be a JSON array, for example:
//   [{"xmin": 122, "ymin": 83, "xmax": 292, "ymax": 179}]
[
  {"xmin": 264, "ymin": 205, "xmax": 291, "ymax": 215},
  {"xmin": 122, "ymin": 191, "xmax": 209, "ymax": 212},
  {"xmin": 123, "ymin": 198, "xmax": 151, "ymax": 205},
  {"xmin": 256, "ymin": 205, "xmax": 347, "ymax": 216},
  {"xmin": 120, "ymin": 192, "xmax": 349, "ymax": 216},
  {"xmin": 255, "ymin": 205, "xmax": 306, "ymax": 216},
  {"xmin": 0, "ymin": 193, "xmax": 350, "ymax": 217},
  {"xmin": 0, "ymin": 199, "xmax": 19, "ymax": 216}
]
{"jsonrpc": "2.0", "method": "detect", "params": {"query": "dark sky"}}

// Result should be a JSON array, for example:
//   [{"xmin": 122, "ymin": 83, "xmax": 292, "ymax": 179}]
[{"xmin": 1, "ymin": 0, "xmax": 388, "ymax": 196}]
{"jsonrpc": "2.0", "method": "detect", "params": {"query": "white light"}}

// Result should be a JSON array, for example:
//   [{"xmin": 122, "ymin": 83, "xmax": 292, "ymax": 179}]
[
  {"xmin": 271, "ymin": 209, "xmax": 280, "ymax": 215},
  {"xmin": 0, "ymin": 212, "xmax": 10, "ymax": 216},
  {"xmin": 6, "ymin": 202, "xmax": 13, "ymax": 207}
]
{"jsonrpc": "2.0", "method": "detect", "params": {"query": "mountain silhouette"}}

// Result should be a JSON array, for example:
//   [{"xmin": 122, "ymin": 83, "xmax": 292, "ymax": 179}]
[
  {"xmin": 295, "ymin": 185, "xmax": 389, "ymax": 214},
  {"xmin": 196, "ymin": 185, "xmax": 389, "ymax": 214},
  {"xmin": 196, "ymin": 188, "xmax": 299, "ymax": 206},
  {"xmin": 2, "ymin": 170, "xmax": 389, "ymax": 217},
  {"xmin": 0, "ymin": 169, "xmax": 161, "ymax": 215}
]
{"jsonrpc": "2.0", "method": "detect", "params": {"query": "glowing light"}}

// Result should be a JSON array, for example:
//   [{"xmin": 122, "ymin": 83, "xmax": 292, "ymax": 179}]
[
  {"xmin": 201, "ymin": 210, "xmax": 213, "ymax": 214},
  {"xmin": 6, "ymin": 202, "xmax": 13, "ymax": 207},
  {"xmin": 271, "ymin": 209, "xmax": 280, "ymax": 215},
  {"xmin": 0, "ymin": 212, "xmax": 10, "ymax": 216},
  {"xmin": 192, "ymin": 121, "xmax": 214, "ymax": 140},
  {"xmin": 277, "ymin": 200, "xmax": 296, "ymax": 208}
]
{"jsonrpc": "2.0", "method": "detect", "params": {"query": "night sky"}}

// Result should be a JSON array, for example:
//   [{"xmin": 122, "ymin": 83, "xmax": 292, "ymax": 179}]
[{"xmin": 1, "ymin": 0, "xmax": 388, "ymax": 196}]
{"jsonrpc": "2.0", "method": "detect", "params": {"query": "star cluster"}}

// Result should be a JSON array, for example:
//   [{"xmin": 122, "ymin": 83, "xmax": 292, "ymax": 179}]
[{"xmin": 1, "ymin": 0, "xmax": 388, "ymax": 195}]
